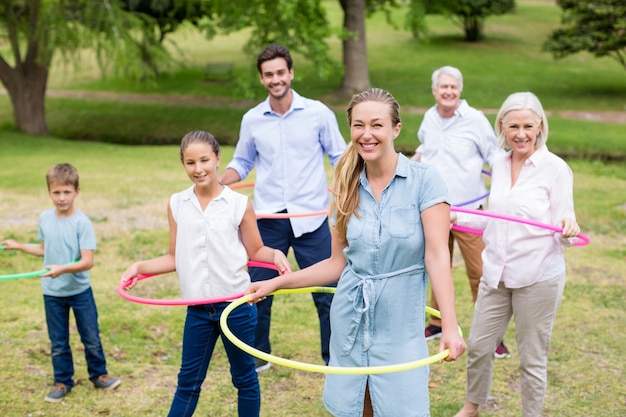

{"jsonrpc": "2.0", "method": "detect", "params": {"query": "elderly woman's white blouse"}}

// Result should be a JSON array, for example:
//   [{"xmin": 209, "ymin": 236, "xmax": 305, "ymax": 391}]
[{"xmin": 457, "ymin": 146, "xmax": 576, "ymax": 289}]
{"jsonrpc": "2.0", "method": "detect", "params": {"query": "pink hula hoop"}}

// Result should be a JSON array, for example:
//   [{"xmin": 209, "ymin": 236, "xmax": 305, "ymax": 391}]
[
  {"xmin": 118, "ymin": 260, "xmax": 279, "ymax": 306},
  {"xmin": 450, "ymin": 207, "xmax": 589, "ymax": 247},
  {"xmin": 229, "ymin": 183, "xmax": 589, "ymax": 246},
  {"xmin": 229, "ymin": 182, "xmax": 330, "ymax": 219}
]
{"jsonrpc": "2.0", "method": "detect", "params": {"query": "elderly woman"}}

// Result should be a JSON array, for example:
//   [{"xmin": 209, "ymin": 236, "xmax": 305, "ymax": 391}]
[{"xmin": 453, "ymin": 92, "xmax": 580, "ymax": 417}]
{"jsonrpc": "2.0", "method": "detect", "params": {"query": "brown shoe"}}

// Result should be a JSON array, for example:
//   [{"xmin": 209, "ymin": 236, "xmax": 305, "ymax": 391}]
[
  {"xmin": 45, "ymin": 382, "xmax": 72, "ymax": 403},
  {"xmin": 453, "ymin": 403, "xmax": 479, "ymax": 417},
  {"xmin": 92, "ymin": 374, "xmax": 122, "ymax": 390}
]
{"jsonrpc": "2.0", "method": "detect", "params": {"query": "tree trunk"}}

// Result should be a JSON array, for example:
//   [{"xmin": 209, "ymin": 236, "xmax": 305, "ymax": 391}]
[
  {"xmin": 0, "ymin": 59, "xmax": 49, "ymax": 136},
  {"xmin": 463, "ymin": 15, "xmax": 483, "ymax": 42},
  {"xmin": 339, "ymin": 0, "xmax": 371, "ymax": 96}
]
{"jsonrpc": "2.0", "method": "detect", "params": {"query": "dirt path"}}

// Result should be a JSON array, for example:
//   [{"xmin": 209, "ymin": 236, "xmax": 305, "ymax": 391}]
[{"xmin": 44, "ymin": 89, "xmax": 626, "ymax": 125}]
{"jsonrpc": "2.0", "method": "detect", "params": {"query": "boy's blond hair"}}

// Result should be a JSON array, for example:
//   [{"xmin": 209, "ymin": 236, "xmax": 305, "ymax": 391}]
[{"xmin": 46, "ymin": 163, "xmax": 80, "ymax": 190}]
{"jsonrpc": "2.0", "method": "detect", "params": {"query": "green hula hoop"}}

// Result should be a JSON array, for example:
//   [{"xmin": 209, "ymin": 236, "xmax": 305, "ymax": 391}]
[
  {"xmin": 0, "ymin": 268, "xmax": 51, "ymax": 281},
  {"xmin": 220, "ymin": 286, "xmax": 463, "ymax": 375},
  {"xmin": 0, "ymin": 260, "xmax": 79, "ymax": 281}
]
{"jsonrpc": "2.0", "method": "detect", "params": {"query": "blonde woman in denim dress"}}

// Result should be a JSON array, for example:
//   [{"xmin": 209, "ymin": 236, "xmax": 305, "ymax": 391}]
[{"xmin": 247, "ymin": 88, "xmax": 466, "ymax": 417}]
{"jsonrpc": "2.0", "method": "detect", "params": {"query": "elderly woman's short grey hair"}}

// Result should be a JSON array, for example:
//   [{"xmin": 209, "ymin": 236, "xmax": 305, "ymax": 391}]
[{"xmin": 494, "ymin": 92, "xmax": 549, "ymax": 150}]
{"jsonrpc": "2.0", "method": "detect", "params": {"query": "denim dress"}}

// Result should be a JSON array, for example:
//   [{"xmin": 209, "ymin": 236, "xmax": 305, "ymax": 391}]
[{"xmin": 323, "ymin": 154, "xmax": 448, "ymax": 417}]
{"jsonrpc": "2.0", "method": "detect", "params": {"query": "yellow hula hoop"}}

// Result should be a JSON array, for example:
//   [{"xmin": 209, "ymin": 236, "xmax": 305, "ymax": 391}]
[{"xmin": 220, "ymin": 287, "xmax": 463, "ymax": 375}]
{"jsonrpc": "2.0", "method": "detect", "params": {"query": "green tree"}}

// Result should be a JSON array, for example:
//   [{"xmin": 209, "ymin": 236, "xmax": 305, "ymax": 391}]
[
  {"xmin": 544, "ymin": 0, "xmax": 626, "ymax": 70},
  {"xmin": 0, "ymin": 0, "xmax": 153, "ymax": 135},
  {"xmin": 225, "ymin": 0, "xmax": 424, "ymax": 96},
  {"xmin": 0, "ymin": 0, "xmax": 424, "ymax": 135},
  {"xmin": 218, "ymin": 0, "xmax": 337, "ymax": 87},
  {"xmin": 121, "ymin": 0, "xmax": 213, "ymax": 76},
  {"xmin": 423, "ymin": 0, "xmax": 515, "ymax": 41}
]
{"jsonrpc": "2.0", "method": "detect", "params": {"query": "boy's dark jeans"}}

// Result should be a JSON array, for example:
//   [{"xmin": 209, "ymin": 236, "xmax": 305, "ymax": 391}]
[{"xmin": 44, "ymin": 287, "xmax": 108, "ymax": 386}]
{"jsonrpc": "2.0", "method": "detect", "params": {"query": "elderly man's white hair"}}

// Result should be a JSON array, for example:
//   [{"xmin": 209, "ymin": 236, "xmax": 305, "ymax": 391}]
[{"xmin": 431, "ymin": 66, "xmax": 464, "ymax": 92}]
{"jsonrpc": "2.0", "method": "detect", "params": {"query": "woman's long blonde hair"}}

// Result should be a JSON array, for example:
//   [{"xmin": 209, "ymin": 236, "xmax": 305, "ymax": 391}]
[{"xmin": 331, "ymin": 88, "xmax": 401, "ymax": 243}]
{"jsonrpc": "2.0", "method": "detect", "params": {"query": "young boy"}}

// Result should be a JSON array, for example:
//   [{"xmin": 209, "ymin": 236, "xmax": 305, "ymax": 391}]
[{"xmin": 1, "ymin": 163, "xmax": 121, "ymax": 403}]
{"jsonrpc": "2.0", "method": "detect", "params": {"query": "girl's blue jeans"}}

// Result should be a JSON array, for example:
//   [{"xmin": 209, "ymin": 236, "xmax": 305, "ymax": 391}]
[
  {"xmin": 43, "ymin": 287, "xmax": 108, "ymax": 386},
  {"xmin": 167, "ymin": 302, "xmax": 260, "ymax": 417}
]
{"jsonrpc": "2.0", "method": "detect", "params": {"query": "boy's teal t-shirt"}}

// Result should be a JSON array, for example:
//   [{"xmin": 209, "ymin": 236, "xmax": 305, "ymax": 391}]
[{"xmin": 38, "ymin": 208, "xmax": 96, "ymax": 297}]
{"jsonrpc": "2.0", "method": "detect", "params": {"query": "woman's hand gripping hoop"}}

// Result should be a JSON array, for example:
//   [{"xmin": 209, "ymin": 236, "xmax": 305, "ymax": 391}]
[{"xmin": 220, "ymin": 287, "xmax": 463, "ymax": 374}]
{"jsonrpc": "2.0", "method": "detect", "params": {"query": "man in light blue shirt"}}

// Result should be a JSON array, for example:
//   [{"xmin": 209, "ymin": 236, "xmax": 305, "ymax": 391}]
[{"xmin": 219, "ymin": 44, "xmax": 346, "ymax": 370}]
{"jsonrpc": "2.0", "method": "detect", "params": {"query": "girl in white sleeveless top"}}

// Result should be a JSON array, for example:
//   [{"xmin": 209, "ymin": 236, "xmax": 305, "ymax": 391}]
[{"xmin": 121, "ymin": 131, "xmax": 291, "ymax": 417}]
